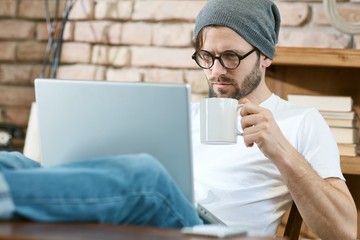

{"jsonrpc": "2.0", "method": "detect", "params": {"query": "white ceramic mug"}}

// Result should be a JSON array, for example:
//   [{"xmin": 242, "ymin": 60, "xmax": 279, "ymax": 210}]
[{"xmin": 200, "ymin": 98, "xmax": 243, "ymax": 145}]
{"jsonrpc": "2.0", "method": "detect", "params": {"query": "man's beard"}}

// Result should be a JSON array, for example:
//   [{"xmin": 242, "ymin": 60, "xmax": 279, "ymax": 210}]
[{"xmin": 209, "ymin": 58, "xmax": 261, "ymax": 100}]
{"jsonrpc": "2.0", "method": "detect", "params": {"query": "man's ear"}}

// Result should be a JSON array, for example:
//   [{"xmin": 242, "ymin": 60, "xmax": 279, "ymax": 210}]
[{"xmin": 261, "ymin": 56, "xmax": 272, "ymax": 68}]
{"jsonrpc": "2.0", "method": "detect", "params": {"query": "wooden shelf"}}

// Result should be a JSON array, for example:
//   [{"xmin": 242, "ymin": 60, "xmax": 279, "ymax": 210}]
[
  {"xmin": 341, "ymin": 156, "xmax": 360, "ymax": 175},
  {"xmin": 270, "ymin": 47, "xmax": 360, "ymax": 176},
  {"xmin": 272, "ymin": 47, "xmax": 360, "ymax": 236},
  {"xmin": 274, "ymin": 47, "xmax": 360, "ymax": 68}
]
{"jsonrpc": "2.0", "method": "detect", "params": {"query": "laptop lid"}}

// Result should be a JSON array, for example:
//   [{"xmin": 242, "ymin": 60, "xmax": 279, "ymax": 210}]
[{"xmin": 34, "ymin": 78, "xmax": 194, "ymax": 204}]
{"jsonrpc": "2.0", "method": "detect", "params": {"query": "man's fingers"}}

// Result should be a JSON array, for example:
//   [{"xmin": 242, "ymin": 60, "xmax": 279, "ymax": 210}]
[
  {"xmin": 241, "ymin": 114, "xmax": 258, "ymax": 129},
  {"xmin": 242, "ymin": 132, "xmax": 257, "ymax": 148},
  {"xmin": 239, "ymin": 98, "xmax": 250, "ymax": 104},
  {"xmin": 240, "ymin": 102, "xmax": 261, "ymax": 117}
]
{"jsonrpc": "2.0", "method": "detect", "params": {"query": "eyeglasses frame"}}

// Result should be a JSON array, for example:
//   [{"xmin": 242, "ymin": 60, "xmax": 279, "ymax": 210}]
[{"xmin": 192, "ymin": 48, "xmax": 257, "ymax": 70}]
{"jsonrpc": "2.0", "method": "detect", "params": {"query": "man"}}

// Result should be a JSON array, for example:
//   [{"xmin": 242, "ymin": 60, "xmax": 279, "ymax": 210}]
[
  {"xmin": 190, "ymin": 0, "xmax": 356, "ymax": 238},
  {"xmin": 0, "ymin": 0, "xmax": 356, "ymax": 239}
]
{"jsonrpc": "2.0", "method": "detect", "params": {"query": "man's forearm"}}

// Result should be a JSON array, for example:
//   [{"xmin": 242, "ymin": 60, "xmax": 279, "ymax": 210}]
[{"xmin": 275, "ymin": 147, "xmax": 357, "ymax": 239}]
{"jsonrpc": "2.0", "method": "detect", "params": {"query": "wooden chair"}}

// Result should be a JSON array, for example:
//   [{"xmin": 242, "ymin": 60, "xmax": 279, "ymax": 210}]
[{"xmin": 283, "ymin": 202, "xmax": 303, "ymax": 240}]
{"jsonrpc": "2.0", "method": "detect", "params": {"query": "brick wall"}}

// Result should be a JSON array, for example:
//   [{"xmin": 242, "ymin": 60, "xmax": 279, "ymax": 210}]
[{"xmin": 0, "ymin": 0, "xmax": 360, "ymax": 131}]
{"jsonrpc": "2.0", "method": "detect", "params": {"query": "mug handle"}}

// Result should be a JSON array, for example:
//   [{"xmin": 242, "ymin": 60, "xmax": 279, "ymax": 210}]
[{"xmin": 236, "ymin": 104, "xmax": 244, "ymax": 136}]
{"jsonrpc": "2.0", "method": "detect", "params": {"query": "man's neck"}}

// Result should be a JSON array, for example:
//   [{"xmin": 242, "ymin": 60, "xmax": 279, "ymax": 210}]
[{"xmin": 244, "ymin": 83, "xmax": 272, "ymax": 105}]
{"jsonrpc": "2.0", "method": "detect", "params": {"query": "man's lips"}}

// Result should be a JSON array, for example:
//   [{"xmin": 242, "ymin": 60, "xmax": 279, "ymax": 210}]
[
  {"xmin": 213, "ymin": 82, "xmax": 232, "ymax": 85},
  {"xmin": 209, "ymin": 77, "xmax": 235, "ymax": 89},
  {"xmin": 212, "ymin": 82, "xmax": 233, "ymax": 87}
]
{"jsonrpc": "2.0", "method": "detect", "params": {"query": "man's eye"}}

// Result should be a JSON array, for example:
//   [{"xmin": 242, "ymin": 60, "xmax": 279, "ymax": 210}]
[
  {"xmin": 222, "ymin": 52, "xmax": 238, "ymax": 60},
  {"xmin": 201, "ymin": 54, "xmax": 212, "ymax": 61}
]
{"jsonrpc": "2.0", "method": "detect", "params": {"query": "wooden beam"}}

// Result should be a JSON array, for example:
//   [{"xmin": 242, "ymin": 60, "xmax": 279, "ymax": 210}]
[{"xmin": 273, "ymin": 47, "xmax": 360, "ymax": 68}]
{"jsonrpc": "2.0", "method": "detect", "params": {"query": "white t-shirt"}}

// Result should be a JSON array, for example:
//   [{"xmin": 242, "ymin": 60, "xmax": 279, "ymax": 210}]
[{"xmin": 191, "ymin": 94, "xmax": 344, "ymax": 236}]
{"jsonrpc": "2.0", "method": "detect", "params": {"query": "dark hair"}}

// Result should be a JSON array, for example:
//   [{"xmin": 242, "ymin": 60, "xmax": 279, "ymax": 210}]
[
  {"xmin": 193, "ymin": 25, "xmax": 222, "ymax": 51},
  {"xmin": 193, "ymin": 26, "xmax": 261, "ymax": 58}
]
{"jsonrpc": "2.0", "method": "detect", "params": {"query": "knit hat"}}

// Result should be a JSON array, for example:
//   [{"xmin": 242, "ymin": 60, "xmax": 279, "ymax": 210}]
[{"xmin": 194, "ymin": 0, "xmax": 281, "ymax": 60}]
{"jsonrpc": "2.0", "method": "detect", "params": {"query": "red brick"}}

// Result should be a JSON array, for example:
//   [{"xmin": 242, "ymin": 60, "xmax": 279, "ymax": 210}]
[
  {"xmin": 278, "ymin": 29, "xmax": 351, "ymax": 48},
  {"xmin": 74, "ymin": 21, "xmax": 115, "ymax": 43},
  {"xmin": 0, "ymin": 64, "xmax": 35, "ymax": 85},
  {"xmin": 0, "ymin": 42, "xmax": 16, "ymax": 61},
  {"xmin": 131, "ymin": 47, "xmax": 197, "ymax": 69},
  {"xmin": 0, "ymin": 85, "xmax": 35, "ymax": 107},
  {"xmin": 0, "ymin": 20, "xmax": 35, "ymax": 40},
  {"xmin": 60, "ymin": 42, "xmax": 91, "ymax": 64},
  {"xmin": 109, "ymin": 47, "xmax": 130, "ymax": 67},
  {"xmin": 57, "ymin": 64, "xmax": 105, "ymax": 80},
  {"xmin": 69, "ymin": 0, "xmax": 94, "ymax": 20},
  {"xmin": 153, "ymin": 23, "xmax": 194, "ymax": 47},
  {"xmin": 91, "ymin": 45, "xmax": 108, "ymax": 65},
  {"xmin": 17, "ymin": 42, "xmax": 47, "ymax": 62},
  {"xmin": 92, "ymin": 45, "xmax": 130, "ymax": 66},
  {"xmin": 107, "ymin": 23, "xmax": 122, "ymax": 44},
  {"xmin": 152, "ymin": 23, "xmax": 193, "ymax": 47},
  {"xmin": 1, "ymin": 107, "xmax": 31, "ymax": 127},
  {"xmin": 0, "ymin": 0, "xmax": 16, "ymax": 17},
  {"xmin": 61, "ymin": 21, "xmax": 74, "ymax": 41},
  {"xmin": 18, "ymin": 0, "xmax": 66, "ymax": 19},
  {"xmin": 106, "ymin": 68, "xmax": 142, "ymax": 82},
  {"xmin": 36, "ymin": 22, "xmax": 74, "ymax": 41},
  {"xmin": 314, "ymin": 4, "xmax": 360, "ymax": 25},
  {"xmin": 133, "ymin": 1, "xmax": 206, "ymax": 21},
  {"xmin": 95, "ymin": 1, "xmax": 132, "ymax": 20},
  {"xmin": 277, "ymin": 3, "xmax": 309, "ymax": 26},
  {"xmin": 143, "ymin": 69, "xmax": 184, "ymax": 84},
  {"xmin": 121, "ymin": 23, "xmax": 152, "ymax": 45}
]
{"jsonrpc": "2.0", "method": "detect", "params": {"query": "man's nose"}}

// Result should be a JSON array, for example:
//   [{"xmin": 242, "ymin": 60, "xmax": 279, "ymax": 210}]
[{"xmin": 210, "ymin": 59, "xmax": 227, "ymax": 78}]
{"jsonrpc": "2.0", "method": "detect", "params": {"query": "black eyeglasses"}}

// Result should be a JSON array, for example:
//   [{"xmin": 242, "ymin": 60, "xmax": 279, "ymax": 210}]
[{"xmin": 192, "ymin": 48, "xmax": 256, "ymax": 70}]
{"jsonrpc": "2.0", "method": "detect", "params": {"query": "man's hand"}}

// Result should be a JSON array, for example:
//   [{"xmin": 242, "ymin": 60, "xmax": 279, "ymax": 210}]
[{"xmin": 239, "ymin": 98, "xmax": 291, "ymax": 161}]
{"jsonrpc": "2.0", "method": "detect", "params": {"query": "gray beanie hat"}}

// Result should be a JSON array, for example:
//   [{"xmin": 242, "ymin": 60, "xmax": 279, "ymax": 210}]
[{"xmin": 194, "ymin": 0, "xmax": 281, "ymax": 60}]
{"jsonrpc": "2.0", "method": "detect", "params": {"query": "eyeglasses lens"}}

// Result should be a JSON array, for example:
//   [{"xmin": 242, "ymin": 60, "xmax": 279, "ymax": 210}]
[
  {"xmin": 221, "ymin": 51, "xmax": 240, "ymax": 69},
  {"xmin": 195, "ymin": 51, "xmax": 240, "ymax": 69},
  {"xmin": 196, "ymin": 51, "xmax": 213, "ymax": 69}
]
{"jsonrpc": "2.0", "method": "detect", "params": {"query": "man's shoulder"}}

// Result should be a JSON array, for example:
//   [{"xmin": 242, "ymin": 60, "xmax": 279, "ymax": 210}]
[{"xmin": 270, "ymin": 95, "xmax": 321, "ymax": 123}]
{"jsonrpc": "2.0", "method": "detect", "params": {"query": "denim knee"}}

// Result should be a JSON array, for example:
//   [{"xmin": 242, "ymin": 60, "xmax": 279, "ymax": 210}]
[
  {"xmin": 103, "ymin": 154, "xmax": 179, "ymax": 196},
  {"xmin": 131, "ymin": 154, "xmax": 168, "ymax": 176},
  {"xmin": 118, "ymin": 153, "xmax": 174, "ymax": 190}
]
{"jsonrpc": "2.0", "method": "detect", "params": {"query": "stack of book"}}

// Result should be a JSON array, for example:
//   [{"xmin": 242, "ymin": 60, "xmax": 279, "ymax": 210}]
[{"xmin": 287, "ymin": 94, "xmax": 359, "ymax": 157}]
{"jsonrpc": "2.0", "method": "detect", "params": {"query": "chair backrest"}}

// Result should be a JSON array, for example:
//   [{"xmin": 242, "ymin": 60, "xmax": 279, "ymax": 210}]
[{"xmin": 283, "ymin": 202, "xmax": 303, "ymax": 240}]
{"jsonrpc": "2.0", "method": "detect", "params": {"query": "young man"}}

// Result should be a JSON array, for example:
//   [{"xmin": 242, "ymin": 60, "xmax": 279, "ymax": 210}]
[
  {"xmin": 190, "ymin": 0, "xmax": 356, "ymax": 238},
  {"xmin": 0, "ymin": 0, "xmax": 357, "ymax": 239}
]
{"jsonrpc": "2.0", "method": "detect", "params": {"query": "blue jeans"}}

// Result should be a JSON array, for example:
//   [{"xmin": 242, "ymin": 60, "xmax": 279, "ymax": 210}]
[{"xmin": 0, "ymin": 152, "xmax": 202, "ymax": 228}]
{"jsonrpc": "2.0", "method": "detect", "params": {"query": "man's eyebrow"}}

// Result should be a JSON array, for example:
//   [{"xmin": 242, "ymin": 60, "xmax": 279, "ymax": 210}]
[
  {"xmin": 201, "ymin": 49, "xmax": 248, "ymax": 55},
  {"xmin": 224, "ymin": 49, "xmax": 247, "ymax": 55}
]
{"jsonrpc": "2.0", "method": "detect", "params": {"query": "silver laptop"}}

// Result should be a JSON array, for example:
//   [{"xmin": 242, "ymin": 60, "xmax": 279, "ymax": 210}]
[{"xmin": 34, "ymin": 79, "xmax": 194, "ymax": 204}]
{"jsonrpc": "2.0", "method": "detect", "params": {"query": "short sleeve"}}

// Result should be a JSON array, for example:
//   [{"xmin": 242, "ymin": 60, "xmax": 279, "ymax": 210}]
[{"xmin": 296, "ymin": 108, "xmax": 344, "ymax": 180}]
